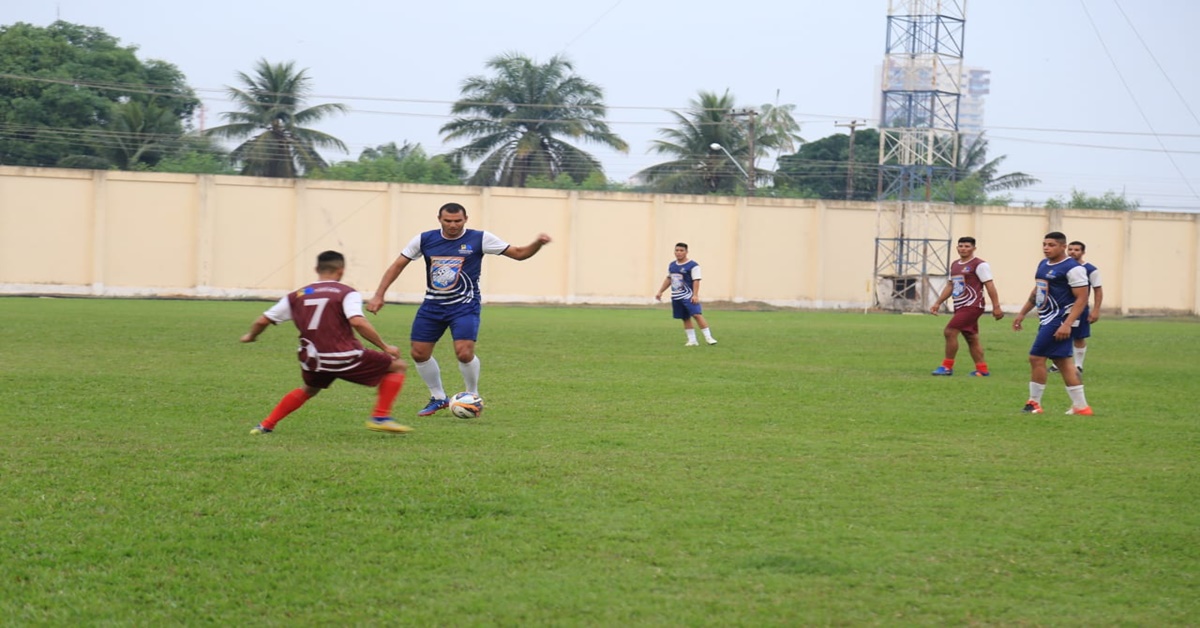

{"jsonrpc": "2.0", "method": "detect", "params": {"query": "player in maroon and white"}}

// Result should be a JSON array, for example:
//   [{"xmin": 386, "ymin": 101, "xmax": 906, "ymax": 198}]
[
  {"xmin": 929, "ymin": 236, "xmax": 1005, "ymax": 376},
  {"xmin": 241, "ymin": 251, "xmax": 411, "ymax": 434}
]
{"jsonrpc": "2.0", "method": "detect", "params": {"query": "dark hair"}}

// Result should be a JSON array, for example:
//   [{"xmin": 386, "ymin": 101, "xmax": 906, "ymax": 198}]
[
  {"xmin": 1044, "ymin": 231, "xmax": 1067, "ymax": 244},
  {"xmin": 439, "ymin": 202, "xmax": 468, "ymax": 217},
  {"xmin": 1069, "ymin": 240, "xmax": 1086, "ymax": 251},
  {"xmin": 675, "ymin": 242, "xmax": 688, "ymax": 250},
  {"xmin": 316, "ymin": 250, "xmax": 345, "ymax": 273},
  {"xmin": 957, "ymin": 236, "xmax": 976, "ymax": 245}
]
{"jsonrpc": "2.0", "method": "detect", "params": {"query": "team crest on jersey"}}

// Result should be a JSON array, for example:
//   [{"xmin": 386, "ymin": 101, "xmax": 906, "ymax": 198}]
[
  {"xmin": 951, "ymin": 276, "xmax": 965, "ymax": 296},
  {"xmin": 459, "ymin": 243, "xmax": 474, "ymax": 253},
  {"xmin": 430, "ymin": 256, "xmax": 464, "ymax": 290}
]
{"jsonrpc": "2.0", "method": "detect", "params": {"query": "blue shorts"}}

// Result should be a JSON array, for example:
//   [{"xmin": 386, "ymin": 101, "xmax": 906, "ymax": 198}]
[
  {"xmin": 672, "ymin": 299, "xmax": 703, "ymax": 320},
  {"xmin": 1030, "ymin": 323, "xmax": 1074, "ymax": 359},
  {"xmin": 411, "ymin": 302, "xmax": 481, "ymax": 343},
  {"xmin": 1071, "ymin": 317, "xmax": 1091, "ymax": 340}
]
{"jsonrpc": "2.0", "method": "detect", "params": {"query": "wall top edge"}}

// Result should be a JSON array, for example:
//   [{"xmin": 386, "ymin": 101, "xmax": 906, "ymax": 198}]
[{"xmin": 2, "ymin": 165, "xmax": 1194, "ymax": 217}]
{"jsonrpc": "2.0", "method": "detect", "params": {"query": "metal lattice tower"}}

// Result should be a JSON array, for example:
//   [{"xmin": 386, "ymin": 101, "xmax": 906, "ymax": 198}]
[{"xmin": 873, "ymin": 0, "xmax": 965, "ymax": 311}]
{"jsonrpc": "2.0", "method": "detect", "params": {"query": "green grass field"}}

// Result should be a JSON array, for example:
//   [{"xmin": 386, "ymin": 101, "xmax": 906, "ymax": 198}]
[{"xmin": 1, "ymin": 296, "xmax": 1197, "ymax": 625}]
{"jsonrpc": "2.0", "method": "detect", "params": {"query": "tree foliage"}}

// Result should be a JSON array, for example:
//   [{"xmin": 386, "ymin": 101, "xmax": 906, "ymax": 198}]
[
  {"xmin": 775, "ymin": 129, "xmax": 881, "ymax": 200},
  {"xmin": 636, "ymin": 91, "xmax": 748, "ymax": 195},
  {"xmin": 205, "ymin": 59, "xmax": 347, "ymax": 178},
  {"xmin": 316, "ymin": 142, "xmax": 461, "ymax": 184},
  {"xmin": 1044, "ymin": 188, "xmax": 1139, "ymax": 210},
  {"xmin": 939, "ymin": 134, "xmax": 1039, "ymax": 204},
  {"xmin": 637, "ymin": 90, "xmax": 804, "ymax": 196},
  {"xmin": 0, "ymin": 21, "xmax": 197, "ymax": 168},
  {"xmin": 440, "ymin": 52, "xmax": 628, "ymax": 187}
]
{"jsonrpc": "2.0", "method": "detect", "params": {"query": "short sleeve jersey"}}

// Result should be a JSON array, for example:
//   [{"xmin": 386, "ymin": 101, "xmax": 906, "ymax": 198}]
[
  {"xmin": 1034, "ymin": 257, "xmax": 1089, "ymax": 326},
  {"xmin": 264, "ymin": 281, "xmax": 367, "ymax": 372},
  {"xmin": 949, "ymin": 257, "xmax": 993, "ymax": 311},
  {"xmin": 1082, "ymin": 262, "xmax": 1102, "ymax": 315},
  {"xmin": 668, "ymin": 260, "xmax": 702, "ymax": 302},
  {"xmin": 401, "ymin": 228, "xmax": 509, "ymax": 306}
]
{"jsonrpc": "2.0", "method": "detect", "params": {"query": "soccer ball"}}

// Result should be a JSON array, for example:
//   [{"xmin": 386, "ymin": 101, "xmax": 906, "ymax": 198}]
[{"xmin": 449, "ymin": 392, "xmax": 484, "ymax": 419}]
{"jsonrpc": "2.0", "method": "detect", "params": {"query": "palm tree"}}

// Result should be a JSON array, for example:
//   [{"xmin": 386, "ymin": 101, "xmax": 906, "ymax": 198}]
[
  {"xmin": 635, "ymin": 90, "xmax": 751, "ymax": 194},
  {"xmin": 757, "ymin": 93, "xmax": 805, "ymax": 156},
  {"xmin": 99, "ymin": 99, "xmax": 181, "ymax": 169},
  {"xmin": 206, "ymin": 59, "xmax": 347, "ymax": 178},
  {"xmin": 440, "ymin": 52, "xmax": 628, "ymax": 187},
  {"xmin": 956, "ymin": 133, "xmax": 1039, "ymax": 193}
]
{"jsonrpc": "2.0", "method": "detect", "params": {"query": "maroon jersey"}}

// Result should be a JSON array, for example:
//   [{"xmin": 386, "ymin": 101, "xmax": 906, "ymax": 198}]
[
  {"xmin": 265, "ymin": 281, "xmax": 366, "ymax": 373},
  {"xmin": 949, "ymin": 257, "xmax": 993, "ymax": 311}
]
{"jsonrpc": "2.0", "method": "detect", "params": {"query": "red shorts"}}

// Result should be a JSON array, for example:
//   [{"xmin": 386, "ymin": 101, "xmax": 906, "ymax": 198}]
[
  {"xmin": 946, "ymin": 307, "xmax": 984, "ymax": 336},
  {"xmin": 300, "ymin": 349, "xmax": 394, "ymax": 389}
]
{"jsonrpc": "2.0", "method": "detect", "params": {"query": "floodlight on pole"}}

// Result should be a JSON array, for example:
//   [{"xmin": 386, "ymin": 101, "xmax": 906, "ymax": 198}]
[{"xmin": 709, "ymin": 143, "xmax": 751, "ymax": 183}]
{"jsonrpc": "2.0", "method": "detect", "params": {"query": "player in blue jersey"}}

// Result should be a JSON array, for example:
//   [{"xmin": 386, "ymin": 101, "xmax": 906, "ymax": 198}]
[
  {"xmin": 365, "ymin": 203, "xmax": 551, "ymax": 416},
  {"xmin": 1011, "ymin": 232, "xmax": 1092, "ymax": 416},
  {"xmin": 1050, "ymin": 240, "xmax": 1103, "ymax": 377},
  {"xmin": 655, "ymin": 242, "xmax": 717, "ymax": 346}
]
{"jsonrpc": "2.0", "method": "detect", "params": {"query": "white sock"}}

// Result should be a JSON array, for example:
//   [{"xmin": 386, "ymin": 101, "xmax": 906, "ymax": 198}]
[
  {"xmin": 459, "ymin": 356, "xmax": 481, "ymax": 395},
  {"xmin": 685, "ymin": 329, "xmax": 697, "ymax": 342},
  {"xmin": 1029, "ymin": 382, "xmax": 1046, "ymax": 403},
  {"xmin": 415, "ymin": 358, "xmax": 445, "ymax": 399},
  {"xmin": 1066, "ymin": 384, "xmax": 1088, "ymax": 409},
  {"xmin": 1074, "ymin": 346, "xmax": 1088, "ymax": 369},
  {"xmin": 702, "ymin": 327, "xmax": 714, "ymax": 340}
]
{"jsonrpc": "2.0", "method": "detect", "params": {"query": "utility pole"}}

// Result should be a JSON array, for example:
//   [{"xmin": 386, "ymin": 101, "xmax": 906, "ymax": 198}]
[
  {"xmin": 836, "ymin": 120, "xmax": 865, "ymax": 200},
  {"xmin": 729, "ymin": 108, "xmax": 758, "ymax": 196}
]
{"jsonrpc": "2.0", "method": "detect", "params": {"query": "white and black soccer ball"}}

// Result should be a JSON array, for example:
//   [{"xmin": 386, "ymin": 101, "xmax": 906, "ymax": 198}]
[{"xmin": 449, "ymin": 392, "xmax": 484, "ymax": 419}]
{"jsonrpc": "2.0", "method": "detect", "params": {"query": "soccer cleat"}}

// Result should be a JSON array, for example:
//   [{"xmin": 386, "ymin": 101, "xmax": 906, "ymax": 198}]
[
  {"xmin": 684, "ymin": 340, "xmax": 699, "ymax": 347},
  {"xmin": 366, "ymin": 417, "xmax": 413, "ymax": 433},
  {"xmin": 1065, "ymin": 406, "xmax": 1093, "ymax": 416},
  {"xmin": 417, "ymin": 397, "xmax": 449, "ymax": 417},
  {"xmin": 1048, "ymin": 364, "xmax": 1060, "ymax": 373},
  {"xmin": 1022, "ymin": 400, "xmax": 1044, "ymax": 414},
  {"xmin": 930, "ymin": 366, "xmax": 953, "ymax": 376},
  {"xmin": 969, "ymin": 370, "xmax": 990, "ymax": 377},
  {"xmin": 250, "ymin": 424, "xmax": 272, "ymax": 435},
  {"xmin": 705, "ymin": 337, "xmax": 718, "ymax": 345}
]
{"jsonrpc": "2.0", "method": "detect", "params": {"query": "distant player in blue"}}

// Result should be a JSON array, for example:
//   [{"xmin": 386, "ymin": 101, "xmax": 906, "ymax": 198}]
[
  {"xmin": 366, "ymin": 203, "xmax": 551, "ymax": 416},
  {"xmin": 655, "ymin": 242, "xmax": 717, "ymax": 346},
  {"xmin": 1012, "ymin": 232, "xmax": 1092, "ymax": 416},
  {"xmin": 1051, "ymin": 240, "xmax": 1104, "ymax": 377}
]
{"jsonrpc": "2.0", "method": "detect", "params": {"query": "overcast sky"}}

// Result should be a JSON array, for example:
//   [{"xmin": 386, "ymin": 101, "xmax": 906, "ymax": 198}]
[{"xmin": 5, "ymin": 0, "xmax": 1199, "ymax": 211}]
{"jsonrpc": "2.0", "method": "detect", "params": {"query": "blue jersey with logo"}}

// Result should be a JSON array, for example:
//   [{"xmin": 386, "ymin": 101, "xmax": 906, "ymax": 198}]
[
  {"xmin": 669, "ymin": 260, "xmax": 701, "ymax": 302},
  {"xmin": 1033, "ymin": 257, "xmax": 1088, "ymax": 326},
  {"xmin": 402, "ymin": 228, "xmax": 509, "ymax": 307}
]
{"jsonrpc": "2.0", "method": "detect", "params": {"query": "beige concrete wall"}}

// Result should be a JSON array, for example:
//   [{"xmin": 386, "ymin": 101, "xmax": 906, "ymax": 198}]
[{"xmin": 1, "ymin": 165, "xmax": 1196, "ymax": 314}]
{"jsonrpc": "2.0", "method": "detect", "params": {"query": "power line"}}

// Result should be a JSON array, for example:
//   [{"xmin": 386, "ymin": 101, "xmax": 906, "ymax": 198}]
[{"xmin": 1077, "ymin": 0, "xmax": 1200, "ymax": 203}]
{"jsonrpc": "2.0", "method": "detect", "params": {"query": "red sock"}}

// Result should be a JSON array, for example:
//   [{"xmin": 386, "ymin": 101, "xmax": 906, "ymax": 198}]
[
  {"xmin": 975, "ymin": 362, "xmax": 988, "ymax": 373},
  {"xmin": 262, "ymin": 388, "xmax": 312, "ymax": 430},
  {"xmin": 373, "ymin": 373, "xmax": 405, "ymax": 418},
  {"xmin": 942, "ymin": 359, "xmax": 955, "ymax": 369}
]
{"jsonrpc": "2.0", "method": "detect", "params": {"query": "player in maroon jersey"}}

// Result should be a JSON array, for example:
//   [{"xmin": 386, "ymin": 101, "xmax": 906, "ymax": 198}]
[
  {"xmin": 241, "ymin": 251, "xmax": 411, "ymax": 434},
  {"xmin": 929, "ymin": 237, "xmax": 1005, "ymax": 376}
]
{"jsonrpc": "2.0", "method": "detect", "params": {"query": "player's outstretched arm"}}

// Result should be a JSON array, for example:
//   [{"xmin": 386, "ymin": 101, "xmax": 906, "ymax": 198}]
[
  {"xmin": 930, "ymin": 282, "xmax": 953, "ymax": 315},
  {"xmin": 1090, "ymin": 286, "xmax": 1104, "ymax": 323},
  {"xmin": 654, "ymin": 276, "xmax": 671, "ymax": 301},
  {"xmin": 367, "ymin": 255, "xmax": 413, "ymax": 314},
  {"xmin": 241, "ymin": 315, "xmax": 273, "ymax": 343},
  {"xmin": 349, "ymin": 316, "xmax": 399, "ymax": 358},
  {"xmin": 985, "ymin": 281, "xmax": 1004, "ymax": 320},
  {"xmin": 1012, "ymin": 289, "xmax": 1037, "ymax": 331},
  {"xmin": 503, "ymin": 233, "xmax": 552, "ymax": 260}
]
